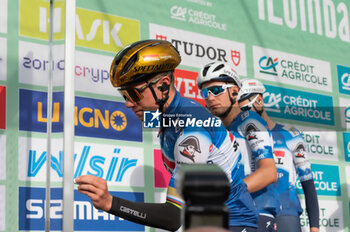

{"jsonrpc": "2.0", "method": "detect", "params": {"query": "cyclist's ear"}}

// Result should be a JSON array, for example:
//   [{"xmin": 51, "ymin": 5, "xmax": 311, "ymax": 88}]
[{"xmin": 231, "ymin": 85, "xmax": 239, "ymax": 96}]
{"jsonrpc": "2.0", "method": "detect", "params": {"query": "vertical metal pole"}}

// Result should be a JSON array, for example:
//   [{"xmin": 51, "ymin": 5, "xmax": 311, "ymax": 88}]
[
  {"xmin": 45, "ymin": 0, "xmax": 54, "ymax": 231},
  {"xmin": 63, "ymin": 0, "xmax": 76, "ymax": 231}
]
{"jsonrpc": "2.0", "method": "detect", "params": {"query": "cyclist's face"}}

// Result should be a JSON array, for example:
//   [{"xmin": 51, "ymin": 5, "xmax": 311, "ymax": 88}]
[
  {"xmin": 123, "ymin": 73, "xmax": 170, "ymax": 121},
  {"xmin": 201, "ymin": 81, "xmax": 235, "ymax": 116}
]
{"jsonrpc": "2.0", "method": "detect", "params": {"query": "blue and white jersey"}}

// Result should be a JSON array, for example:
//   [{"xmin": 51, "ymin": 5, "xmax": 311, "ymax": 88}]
[
  {"xmin": 272, "ymin": 123, "xmax": 313, "ymax": 216},
  {"xmin": 227, "ymin": 111, "xmax": 280, "ymax": 217},
  {"xmin": 160, "ymin": 91, "xmax": 258, "ymax": 228}
]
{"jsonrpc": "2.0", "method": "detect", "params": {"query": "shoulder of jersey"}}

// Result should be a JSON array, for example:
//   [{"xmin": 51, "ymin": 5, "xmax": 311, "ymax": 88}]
[
  {"xmin": 281, "ymin": 124, "xmax": 301, "ymax": 137},
  {"xmin": 241, "ymin": 111, "xmax": 269, "ymax": 128}
]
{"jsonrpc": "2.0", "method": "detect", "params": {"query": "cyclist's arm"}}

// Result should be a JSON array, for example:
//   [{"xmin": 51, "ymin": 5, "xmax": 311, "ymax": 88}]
[
  {"xmin": 301, "ymin": 179, "xmax": 319, "ymax": 231},
  {"xmin": 244, "ymin": 158, "xmax": 277, "ymax": 193},
  {"xmin": 108, "ymin": 185, "xmax": 181, "ymax": 231},
  {"xmin": 242, "ymin": 115, "xmax": 277, "ymax": 192},
  {"xmin": 287, "ymin": 127, "xmax": 319, "ymax": 231},
  {"xmin": 77, "ymin": 175, "xmax": 181, "ymax": 231}
]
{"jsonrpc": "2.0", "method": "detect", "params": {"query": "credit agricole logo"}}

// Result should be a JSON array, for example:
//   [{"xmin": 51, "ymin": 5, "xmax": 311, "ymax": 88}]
[{"xmin": 19, "ymin": 0, "xmax": 140, "ymax": 52}]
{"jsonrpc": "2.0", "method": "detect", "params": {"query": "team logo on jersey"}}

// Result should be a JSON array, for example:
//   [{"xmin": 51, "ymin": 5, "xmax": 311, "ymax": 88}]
[
  {"xmin": 246, "ymin": 123, "xmax": 258, "ymax": 141},
  {"xmin": 275, "ymin": 150, "xmax": 285, "ymax": 165},
  {"xmin": 179, "ymin": 136, "xmax": 201, "ymax": 162},
  {"xmin": 295, "ymin": 143, "xmax": 306, "ymax": 158}
]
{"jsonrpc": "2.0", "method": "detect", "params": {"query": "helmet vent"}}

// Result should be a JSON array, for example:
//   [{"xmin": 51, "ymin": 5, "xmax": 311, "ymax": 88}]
[
  {"xmin": 122, "ymin": 54, "xmax": 138, "ymax": 75},
  {"xmin": 202, "ymin": 66, "xmax": 210, "ymax": 77},
  {"xmin": 213, "ymin": 64, "xmax": 224, "ymax": 72}
]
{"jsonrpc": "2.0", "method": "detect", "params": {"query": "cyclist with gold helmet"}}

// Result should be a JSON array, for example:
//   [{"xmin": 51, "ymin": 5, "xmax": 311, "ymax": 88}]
[{"xmin": 76, "ymin": 40, "xmax": 258, "ymax": 231}]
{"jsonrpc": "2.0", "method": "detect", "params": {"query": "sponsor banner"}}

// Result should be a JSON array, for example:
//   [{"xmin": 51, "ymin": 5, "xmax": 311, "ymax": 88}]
[
  {"xmin": 296, "ymin": 125, "xmax": 338, "ymax": 161},
  {"xmin": 339, "ymin": 97, "xmax": 350, "ymax": 129},
  {"xmin": 0, "ymin": 186, "xmax": 4, "ymax": 231},
  {"xmin": 300, "ymin": 200, "xmax": 343, "ymax": 232},
  {"xmin": 296, "ymin": 164, "xmax": 340, "ymax": 196},
  {"xmin": 18, "ymin": 137, "xmax": 144, "ymax": 186},
  {"xmin": 169, "ymin": 5, "xmax": 226, "ymax": 31},
  {"xmin": 18, "ymin": 187, "xmax": 144, "ymax": 231},
  {"xmin": 253, "ymin": 46, "xmax": 332, "ymax": 92},
  {"xmin": 149, "ymin": 23, "xmax": 247, "ymax": 76},
  {"xmin": 19, "ymin": 41, "xmax": 120, "ymax": 96},
  {"xmin": 0, "ymin": 135, "xmax": 5, "ymax": 180},
  {"xmin": 337, "ymin": 64, "xmax": 350, "ymax": 95},
  {"xmin": 0, "ymin": 86, "xmax": 5, "ymax": 130},
  {"xmin": 0, "ymin": 37, "xmax": 6, "ymax": 81},
  {"xmin": 19, "ymin": 89, "xmax": 142, "ymax": 142},
  {"xmin": 258, "ymin": 0, "xmax": 350, "ymax": 44},
  {"xmin": 343, "ymin": 132, "xmax": 350, "ymax": 162},
  {"xmin": 74, "ymin": 51, "xmax": 119, "ymax": 96},
  {"xmin": 263, "ymin": 85, "xmax": 334, "ymax": 125},
  {"xmin": 154, "ymin": 149, "xmax": 171, "ymax": 188},
  {"xmin": 185, "ymin": 0, "xmax": 212, "ymax": 7},
  {"xmin": 346, "ymin": 166, "xmax": 350, "ymax": 198},
  {"xmin": 175, "ymin": 69, "xmax": 205, "ymax": 106},
  {"xmin": 0, "ymin": 0, "xmax": 7, "ymax": 34},
  {"xmin": 19, "ymin": 0, "xmax": 140, "ymax": 52},
  {"xmin": 19, "ymin": 41, "xmax": 64, "ymax": 86}
]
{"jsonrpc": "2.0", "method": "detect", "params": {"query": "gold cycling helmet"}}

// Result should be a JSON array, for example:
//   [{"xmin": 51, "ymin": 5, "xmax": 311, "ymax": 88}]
[{"xmin": 110, "ymin": 39, "xmax": 181, "ymax": 88}]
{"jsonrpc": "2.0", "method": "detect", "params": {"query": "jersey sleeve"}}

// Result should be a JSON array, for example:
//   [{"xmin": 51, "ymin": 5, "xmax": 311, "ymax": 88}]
[
  {"xmin": 166, "ymin": 166, "xmax": 184, "ymax": 209},
  {"xmin": 240, "ymin": 111, "xmax": 274, "ymax": 162},
  {"xmin": 166, "ymin": 128, "xmax": 213, "ymax": 209},
  {"xmin": 173, "ymin": 128, "xmax": 212, "ymax": 164},
  {"xmin": 287, "ymin": 126, "xmax": 313, "ymax": 182}
]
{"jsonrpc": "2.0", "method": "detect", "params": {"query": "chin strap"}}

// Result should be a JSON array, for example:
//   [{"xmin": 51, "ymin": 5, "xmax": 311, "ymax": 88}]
[
  {"xmin": 253, "ymin": 105, "xmax": 264, "ymax": 116},
  {"xmin": 148, "ymin": 84, "xmax": 170, "ymax": 113},
  {"xmin": 217, "ymin": 92, "xmax": 237, "ymax": 118}
]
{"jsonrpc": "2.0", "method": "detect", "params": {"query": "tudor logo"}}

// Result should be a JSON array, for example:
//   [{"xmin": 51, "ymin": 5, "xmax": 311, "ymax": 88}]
[
  {"xmin": 170, "ymin": 38, "xmax": 229, "ymax": 63},
  {"xmin": 231, "ymin": 50, "xmax": 240, "ymax": 66},
  {"xmin": 263, "ymin": 92, "xmax": 282, "ymax": 113},
  {"xmin": 150, "ymin": 24, "xmax": 247, "ymax": 75}
]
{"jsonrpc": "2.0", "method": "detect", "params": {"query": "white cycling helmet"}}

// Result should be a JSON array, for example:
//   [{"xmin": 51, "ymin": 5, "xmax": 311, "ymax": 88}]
[
  {"xmin": 197, "ymin": 62, "xmax": 241, "ymax": 89},
  {"xmin": 237, "ymin": 79, "xmax": 266, "ymax": 102}
]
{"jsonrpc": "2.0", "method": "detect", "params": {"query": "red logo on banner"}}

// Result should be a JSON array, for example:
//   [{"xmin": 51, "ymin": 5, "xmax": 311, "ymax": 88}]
[
  {"xmin": 174, "ymin": 69, "xmax": 205, "ymax": 106},
  {"xmin": 231, "ymin": 50, "xmax": 241, "ymax": 66},
  {"xmin": 154, "ymin": 149, "xmax": 171, "ymax": 188},
  {"xmin": 156, "ymin": 34, "xmax": 168, "ymax": 40},
  {"xmin": 0, "ymin": 86, "xmax": 5, "ymax": 130}
]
